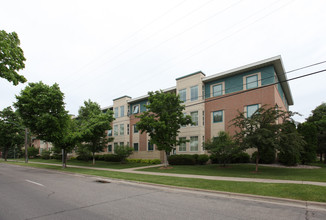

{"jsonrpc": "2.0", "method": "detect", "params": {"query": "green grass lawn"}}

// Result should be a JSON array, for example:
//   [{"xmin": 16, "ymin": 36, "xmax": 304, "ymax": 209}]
[
  {"xmin": 2, "ymin": 161, "xmax": 326, "ymax": 203},
  {"xmin": 139, "ymin": 164, "xmax": 326, "ymax": 182},
  {"xmin": 12, "ymin": 158, "xmax": 153, "ymax": 169}
]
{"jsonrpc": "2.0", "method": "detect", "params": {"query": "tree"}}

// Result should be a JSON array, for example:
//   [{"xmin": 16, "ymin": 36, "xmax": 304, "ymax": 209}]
[
  {"xmin": 78, "ymin": 100, "xmax": 114, "ymax": 165},
  {"xmin": 136, "ymin": 90, "xmax": 192, "ymax": 167},
  {"xmin": 0, "ymin": 30, "xmax": 26, "ymax": 85},
  {"xmin": 14, "ymin": 81, "xmax": 71, "ymax": 167},
  {"xmin": 231, "ymin": 105, "xmax": 288, "ymax": 172},
  {"xmin": 297, "ymin": 122, "xmax": 318, "ymax": 164},
  {"xmin": 114, "ymin": 145, "xmax": 133, "ymax": 163},
  {"xmin": 204, "ymin": 131, "xmax": 239, "ymax": 167},
  {"xmin": 307, "ymin": 103, "xmax": 326, "ymax": 163},
  {"xmin": 0, "ymin": 107, "xmax": 25, "ymax": 161}
]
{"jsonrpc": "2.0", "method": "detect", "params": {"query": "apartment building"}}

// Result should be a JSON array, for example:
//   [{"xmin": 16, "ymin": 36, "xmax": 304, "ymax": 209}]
[{"xmin": 103, "ymin": 56, "xmax": 293, "ymax": 161}]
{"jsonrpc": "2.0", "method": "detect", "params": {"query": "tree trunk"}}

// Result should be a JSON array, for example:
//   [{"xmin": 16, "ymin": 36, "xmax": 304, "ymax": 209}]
[
  {"xmin": 320, "ymin": 153, "xmax": 323, "ymax": 162},
  {"xmin": 164, "ymin": 151, "xmax": 169, "ymax": 167},
  {"xmin": 4, "ymin": 149, "xmax": 8, "ymax": 162},
  {"xmin": 255, "ymin": 151, "xmax": 259, "ymax": 172},
  {"xmin": 324, "ymin": 153, "xmax": 326, "ymax": 164},
  {"xmin": 62, "ymin": 149, "xmax": 66, "ymax": 169},
  {"xmin": 64, "ymin": 151, "xmax": 68, "ymax": 168},
  {"xmin": 92, "ymin": 152, "xmax": 95, "ymax": 165}
]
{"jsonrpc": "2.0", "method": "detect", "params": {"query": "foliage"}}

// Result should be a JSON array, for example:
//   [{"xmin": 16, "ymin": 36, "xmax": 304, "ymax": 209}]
[
  {"xmin": 230, "ymin": 151, "xmax": 250, "ymax": 163},
  {"xmin": 77, "ymin": 100, "xmax": 114, "ymax": 165},
  {"xmin": 41, "ymin": 149, "xmax": 51, "ymax": 160},
  {"xmin": 231, "ymin": 105, "xmax": 290, "ymax": 172},
  {"xmin": 126, "ymin": 158, "xmax": 161, "ymax": 164},
  {"xmin": 7, "ymin": 145, "xmax": 24, "ymax": 159},
  {"xmin": 196, "ymin": 154, "xmax": 209, "ymax": 165},
  {"xmin": 204, "ymin": 131, "xmax": 239, "ymax": 166},
  {"xmin": 251, "ymin": 148, "xmax": 276, "ymax": 164},
  {"xmin": 76, "ymin": 144, "xmax": 92, "ymax": 161},
  {"xmin": 136, "ymin": 90, "xmax": 192, "ymax": 167},
  {"xmin": 113, "ymin": 145, "xmax": 134, "ymax": 163},
  {"xmin": 0, "ymin": 106, "xmax": 25, "ymax": 161},
  {"xmin": 297, "ymin": 122, "xmax": 318, "ymax": 164},
  {"xmin": 27, "ymin": 145, "xmax": 39, "ymax": 158},
  {"xmin": 0, "ymin": 30, "xmax": 26, "ymax": 85},
  {"xmin": 168, "ymin": 155, "xmax": 196, "ymax": 165}
]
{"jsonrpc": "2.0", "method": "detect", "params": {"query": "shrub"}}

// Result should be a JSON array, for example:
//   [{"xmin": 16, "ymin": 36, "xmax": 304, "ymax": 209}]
[
  {"xmin": 102, "ymin": 154, "xmax": 121, "ymax": 162},
  {"xmin": 76, "ymin": 145, "xmax": 92, "ymax": 161},
  {"xmin": 114, "ymin": 145, "xmax": 133, "ymax": 163},
  {"xmin": 251, "ymin": 148, "xmax": 276, "ymax": 164},
  {"xmin": 41, "ymin": 149, "xmax": 51, "ymax": 160},
  {"xmin": 28, "ymin": 145, "xmax": 39, "ymax": 158},
  {"xmin": 230, "ymin": 152, "xmax": 250, "ymax": 163},
  {"xmin": 168, "ymin": 155, "xmax": 196, "ymax": 165},
  {"xmin": 197, "ymin": 154, "xmax": 209, "ymax": 165}
]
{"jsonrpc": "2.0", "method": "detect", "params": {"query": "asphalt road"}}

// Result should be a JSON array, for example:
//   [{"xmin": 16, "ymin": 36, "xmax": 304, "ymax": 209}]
[{"xmin": 0, "ymin": 163, "xmax": 325, "ymax": 220}]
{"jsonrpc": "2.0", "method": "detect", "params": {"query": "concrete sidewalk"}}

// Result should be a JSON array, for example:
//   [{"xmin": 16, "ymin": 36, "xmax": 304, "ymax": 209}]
[{"xmin": 9, "ymin": 160, "xmax": 326, "ymax": 187}]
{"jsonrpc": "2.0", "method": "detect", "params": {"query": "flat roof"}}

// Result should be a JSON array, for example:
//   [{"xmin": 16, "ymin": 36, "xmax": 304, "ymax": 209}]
[{"xmin": 203, "ymin": 55, "xmax": 294, "ymax": 105}]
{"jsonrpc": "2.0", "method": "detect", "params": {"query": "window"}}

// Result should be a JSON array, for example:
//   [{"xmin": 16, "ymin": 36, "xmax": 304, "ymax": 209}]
[
  {"xmin": 190, "ymin": 136, "xmax": 198, "ymax": 151},
  {"xmin": 120, "ymin": 142, "xmax": 124, "ymax": 146},
  {"xmin": 247, "ymin": 104, "xmax": 259, "ymax": 118},
  {"xmin": 213, "ymin": 110, "xmax": 223, "ymax": 123},
  {"xmin": 120, "ymin": 106, "xmax": 124, "ymax": 117},
  {"xmin": 148, "ymin": 141, "xmax": 154, "ymax": 151},
  {"xmin": 179, "ymin": 89, "xmax": 186, "ymax": 102},
  {"xmin": 114, "ymin": 125, "xmax": 118, "ymax": 136},
  {"xmin": 108, "ymin": 145, "xmax": 112, "ymax": 152},
  {"xmin": 127, "ymin": 124, "xmax": 129, "ymax": 135},
  {"xmin": 114, "ymin": 107, "xmax": 119, "ymax": 118},
  {"xmin": 191, "ymin": 111, "xmax": 198, "ymax": 126},
  {"xmin": 133, "ymin": 124, "xmax": 139, "ymax": 133},
  {"xmin": 133, "ymin": 143, "xmax": 139, "ymax": 151},
  {"xmin": 107, "ymin": 129, "xmax": 112, "ymax": 136},
  {"xmin": 246, "ymin": 74, "xmax": 258, "ymax": 90},
  {"xmin": 114, "ymin": 142, "xmax": 118, "ymax": 150},
  {"xmin": 181, "ymin": 113, "xmax": 187, "ymax": 127},
  {"xmin": 120, "ymin": 124, "xmax": 124, "ymax": 135},
  {"xmin": 212, "ymin": 84, "xmax": 223, "ymax": 97},
  {"xmin": 133, "ymin": 105, "xmax": 139, "ymax": 114},
  {"xmin": 190, "ymin": 85, "xmax": 198, "ymax": 101},
  {"xmin": 179, "ymin": 137, "xmax": 186, "ymax": 152},
  {"xmin": 202, "ymin": 111, "xmax": 205, "ymax": 126}
]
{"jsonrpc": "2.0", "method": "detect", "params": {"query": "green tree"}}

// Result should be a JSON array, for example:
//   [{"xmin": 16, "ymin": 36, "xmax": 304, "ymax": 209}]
[
  {"xmin": 114, "ymin": 145, "xmax": 133, "ymax": 163},
  {"xmin": 297, "ymin": 122, "xmax": 318, "ymax": 164},
  {"xmin": 0, "ymin": 107, "xmax": 25, "ymax": 161},
  {"xmin": 0, "ymin": 30, "xmax": 26, "ymax": 85},
  {"xmin": 204, "ymin": 131, "xmax": 239, "ymax": 167},
  {"xmin": 27, "ymin": 145, "xmax": 39, "ymax": 158},
  {"xmin": 14, "ymin": 81, "xmax": 71, "ymax": 167},
  {"xmin": 136, "ymin": 90, "xmax": 192, "ymax": 167},
  {"xmin": 231, "ymin": 105, "xmax": 288, "ymax": 172},
  {"xmin": 307, "ymin": 103, "xmax": 326, "ymax": 163},
  {"xmin": 78, "ymin": 100, "xmax": 114, "ymax": 165}
]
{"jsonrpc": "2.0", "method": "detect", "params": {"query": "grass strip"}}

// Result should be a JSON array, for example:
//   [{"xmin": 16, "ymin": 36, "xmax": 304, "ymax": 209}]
[
  {"xmin": 4, "ymin": 161, "xmax": 326, "ymax": 203},
  {"xmin": 139, "ymin": 164, "xmax": 326, "ymax": 182}
]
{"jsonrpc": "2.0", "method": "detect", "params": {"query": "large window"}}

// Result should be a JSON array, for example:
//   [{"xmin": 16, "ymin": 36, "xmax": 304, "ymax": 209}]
[
  {"xmin": 133, "ymin": 124, "xmax": 139, "ymax": 133},
  {"xmin": 114, "ymin": 125, "xmax": 118, "ymax": 136},
  {"xmin": 120, "ymin": 124, "xmax": 124, "ymax": 135},
  {"xmin": 247, "ymin": 104, "xmax": 259, "ymax": 118},
  {"xmin": 114, "ymin": 107, "xmax": 119, "ymax": 118},
  {"xmin": 190, "ymin": 85, "xmax": 198, "ymax": 101},
  {"xmin": 108, "ymin": 145, "xmax": 112, "ymax": 152},
  {"xmin": 179, "ymin": 137, "xmax": 186, "ymax": 152},
  {"xmin": 246, "ymin": 74, "xmax": 258, "ymax": 90},
  {"xmin": 120, "ymin": 106, "xmax": 124, "ymax": 117},
  {"xmin": 148, "ymin": 141, "xmax": 154, "ymax": 151},
  {"xmin": 212, "ymin": 84, "xmax": 223, "ymax": 97},
  {"xmin": 133, "ymin": 143, "xmax": 139, "ymax": 151},
  {"xmin": 179, "ymin": 89, "xmax": 186, "ymax": 102},
  {"xmin": 213, "ymin": 110, "xmax": 223, "ymax": 123},
  {"xmin": 133, "ymin": 105, "xmax": 139, "ymax": 114},
  {"xmin": 191, "ymin": 111, "xmax": 198, "ymax": 126},
  {"xmin": 107, "ymin": 129, "xmax": 112, "ymax": 136},
  {"xmin": 190, "ymin": 136, "xmax": 198, "ymax": 151}
]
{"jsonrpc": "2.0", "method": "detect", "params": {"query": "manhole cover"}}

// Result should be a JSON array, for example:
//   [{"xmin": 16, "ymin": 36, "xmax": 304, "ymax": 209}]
[{"xmin": 95, "ymin": 179, "xmax": 111, "ymax": 183}]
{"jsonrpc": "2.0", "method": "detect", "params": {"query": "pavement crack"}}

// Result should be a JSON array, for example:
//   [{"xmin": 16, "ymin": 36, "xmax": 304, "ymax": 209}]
[
  {"xmin": 47, "ymin": 191, "xmax": 55, "ymax": 198},
  {"xmin": 25, "ymin": 190, "xmax": 159, "ymax": 220},
  {"xmin": 305, "ymin": 201, "xmax": 309, "ymax": 220}
]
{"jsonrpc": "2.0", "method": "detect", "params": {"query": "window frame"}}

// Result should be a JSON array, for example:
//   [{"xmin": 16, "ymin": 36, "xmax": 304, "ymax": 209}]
[
  {"xmin": 179, "ymin": 88, "xmax": 187, "ymax": 103},
  {"xmin": 245, "ymin": 74, "xmax": 258, "ymax": 90},
  {"xmin": 133, "ymin": 143, "xmax": 139, "ymax": 151},
  {"xmin": 113, "ymin": 125, "xmax": 118, "ymax": 136},
  {"xmin": 179, "ymin": 137, "xmax": 186, "ymax": 152},
  {"xmin": 212, "ymin": 83, "xmax": 223, "ymax": 97},
  {"xmin": 148, "ymin": 141, "xmax": 154, "ymax": 151},
  {"xmin": 190, "ymin": 85, "xmax": 199, "ymax": 101},
  {"xmin": 132, "ymin": 104, "xmax": 140, "ymax": 114},
  {"xmin": 212, "ymin": 110, "xmax": 223, "ymax": 123},
  {"xmin": 190, "ymin": 136, "xmax": 198, "ymax": 152},
  {"xmin": 119, "ymin": 124, "xmax": 124, "ymax": 135},
  {"xmin": 120, "ymin": 106, "xmax": 124, "ymax": 117},
  {"xmin": 190, "ymin": 111, "xmax": 198, "ymax": 126},
  {"xmin": 247, "ymin": 104, "xmax": 259, "ymax": 118},
  {"xmin": 114, "ymin": 107, "xmax": 119, "ymax": 118}
]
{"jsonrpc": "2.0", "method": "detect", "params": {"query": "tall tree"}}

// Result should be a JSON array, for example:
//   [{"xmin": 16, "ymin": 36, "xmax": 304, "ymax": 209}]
[
  {"xmin": 0, "ymin": 107, "xmax": 24, "ymax": 161},
  {"xmin": 78, "ymin": 100, "xmax": 114, "ymax": 165},
  {"xmin": 297, "ymin": 122, "xmax": 318, "ymax": 164},
  {"xmin": 136, "ymin": 90, "xmax": 192, "ymax": 167},
  {"xmin": 231, "ymin": 105, "xmax": 288, "ymax": 172},
  {"xmin": 0, "ymin": 30, "xmax": 26, "ymax": 85},
  {"xmin": 14, "ymin": 81, "xmax": 70, "ymax": 167}
]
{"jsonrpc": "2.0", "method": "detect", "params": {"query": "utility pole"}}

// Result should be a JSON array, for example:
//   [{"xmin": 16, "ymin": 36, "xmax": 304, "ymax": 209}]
[{"xmin": 25, "ymin": 127, "xmax": 28, "ymax": 163}]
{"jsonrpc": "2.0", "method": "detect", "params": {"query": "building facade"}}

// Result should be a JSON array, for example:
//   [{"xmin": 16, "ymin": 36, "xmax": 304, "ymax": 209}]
[{"xmin": 102, "ymin": 56, "xmax": 293, "ymax": 161}]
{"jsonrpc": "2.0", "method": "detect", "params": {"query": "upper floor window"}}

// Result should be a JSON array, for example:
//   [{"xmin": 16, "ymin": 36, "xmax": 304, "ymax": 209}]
[
  {"xmin": 133, "ymin": 105, "xmax": 139, "ymax": 114},
  {"xmin": 190, "ymin": 85, "xmax": 198, "ymax": 101},
  {"xmin": 120, "ymin": 106, "xmax": 124, "ymax": 117},
  {"xmin": 212, "ymin": 84, "xmax": 223, "ymax": 97},
  {"xmin": 191, "ymin": 111, "xmax": 198, "ymax": 126},
  {"xmin": 114, "ymin": 107, "xmax": 119, "ymax": 118},
  {"xmin": 246, "ymin": 74, "xmax": 258, "ymax": 90},
  {"xmin": 120, "ymin": 124, "xmax": 124, "ymax": 135},
  {"xmin": 107, "ymin": 129, "xmax": 112, "ymax": 136},
  {"xmin": 113, "ymin": 125, "xmax": 118, "ymax": 136},
  {"xmin": 179, "ymin": 89, "xmax": 186, "ymax": 102},
  {"xmin": 247, "ymin": 104, "xmax": 259, "ymax": 118},
  {"xmin": 213, "ymin": 110, "xmax": 223, "ymax": 123}
]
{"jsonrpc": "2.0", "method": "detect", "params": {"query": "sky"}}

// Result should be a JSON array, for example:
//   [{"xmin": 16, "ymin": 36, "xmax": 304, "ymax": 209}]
[{"xmin": 1, "ymin": 0, "xmax": 326, "ymax": 122}]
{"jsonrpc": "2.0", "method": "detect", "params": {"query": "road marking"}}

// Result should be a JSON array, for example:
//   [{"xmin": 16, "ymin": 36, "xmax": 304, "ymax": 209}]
[{"xmin": 25, "ymin": 179, "xmax": 45, "ymax": 187}]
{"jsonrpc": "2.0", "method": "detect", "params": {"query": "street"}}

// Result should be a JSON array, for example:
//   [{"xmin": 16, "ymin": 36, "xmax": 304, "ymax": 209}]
[{"xmin": 0, "ymin": 163, "xmax": 325, "ymax": 220}]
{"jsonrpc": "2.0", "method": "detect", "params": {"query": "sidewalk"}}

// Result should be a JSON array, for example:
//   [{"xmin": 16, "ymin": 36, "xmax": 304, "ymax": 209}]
[{"xmin": 9, "ymin": 160, "xmax": 326, "ymax": 187}]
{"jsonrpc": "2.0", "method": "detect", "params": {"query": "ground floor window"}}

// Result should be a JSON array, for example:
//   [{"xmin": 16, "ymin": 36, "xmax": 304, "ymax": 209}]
[
  {"xmin": 148, "ymin": 141, "xmax": 154, "ymax": 151},
  {"xmin": 190, "ymin": 136, "xmax": 198, "ymax": 151},
  {"xmin": 179, "ymin": 137, "xmax": 186, "ymax": 152},
  {"xmin": 133, "ymin": 143, "xmax": 139, "ymax": 151}
]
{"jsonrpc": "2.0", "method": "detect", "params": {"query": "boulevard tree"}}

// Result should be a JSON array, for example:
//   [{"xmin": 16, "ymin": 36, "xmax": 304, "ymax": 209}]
[
  {"xmin": 136, "ymin": 90, "xmax": 192, "ymax": 167},
  {"xmin": 78, "ymin": 100, "xmax": 114, "ymax": 165},
  {"xmin": 0, "ymin": 30, "xmax": 26, "ymax": 85},
  {"xmin": 0, "ymin": 107, "xmax": 25, "ymax": 161}
]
